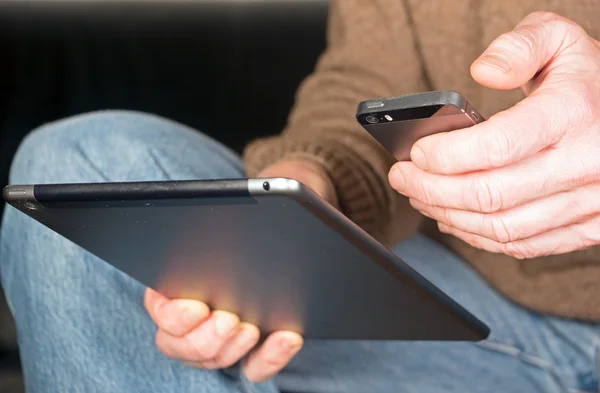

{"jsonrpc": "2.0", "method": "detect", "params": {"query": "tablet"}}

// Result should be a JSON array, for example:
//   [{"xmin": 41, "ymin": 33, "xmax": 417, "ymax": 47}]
[{"xmin": 3, "ymin": 178, "xmax": 489, "ymax": 340}]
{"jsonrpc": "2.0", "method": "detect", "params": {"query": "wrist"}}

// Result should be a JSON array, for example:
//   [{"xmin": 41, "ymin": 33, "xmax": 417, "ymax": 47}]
[{"xmin": 257, "ymin": 157, "xmax": 339, "ymax": 208}]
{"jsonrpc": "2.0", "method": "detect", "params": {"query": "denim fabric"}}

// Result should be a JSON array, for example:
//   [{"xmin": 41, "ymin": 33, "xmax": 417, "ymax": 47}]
[{"xmin": 1, "ymin": 111, "xmax": 598, "ymax": 393}]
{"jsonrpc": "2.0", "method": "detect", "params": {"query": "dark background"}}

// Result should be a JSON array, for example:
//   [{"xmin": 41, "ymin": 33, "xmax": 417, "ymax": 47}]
[
  {"xmin": 0, "ymin": 0, "xmax": 329, "ymax": 213},
  {"xmin": 0, "ymin": 1, "xmax": 329, "ymax": 390}
]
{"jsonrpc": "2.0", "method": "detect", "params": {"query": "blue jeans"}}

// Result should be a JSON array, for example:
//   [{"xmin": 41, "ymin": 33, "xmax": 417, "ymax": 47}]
[{"xmin": 1, "ymin": 111, "xmax": 599, "ymax": 393}]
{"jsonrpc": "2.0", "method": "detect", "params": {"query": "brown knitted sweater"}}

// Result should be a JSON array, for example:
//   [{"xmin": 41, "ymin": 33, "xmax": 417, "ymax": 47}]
[{"xmin": 244, "ymin": 0, "xmax": 600, "ymax": 322}]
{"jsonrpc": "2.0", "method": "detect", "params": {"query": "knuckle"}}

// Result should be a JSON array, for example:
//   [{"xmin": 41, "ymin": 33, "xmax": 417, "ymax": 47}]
[
  {"xmin": 483, "ymin": 129, "xmax": 518, "ymax": 168},
  {"xmin": 511, "ymin": 27, "xmax": 538, "ymax": 57},
  {"xmin": 417, "ymin": 178, "xmax": 436, "ymax": 206},
  {"xmin": 549, "ymin": 15, "xmax": 586, "ymax": 37},
  {"xmin": 504, "ymin": 242, "xmax": 535, "ymax": 259},
  {"xmin": 579, "ymin": 219, "xmax": 600, "ymax": 246},
  {"xmin": 526, "ymin": 11, "xmax": 559, "ymax": 22},
  {"xmin": 460, "ymin": 232, "xmax": 493, "ymax": 253},
  {"xmin": 442, "ymin": 208, "xmax": 456, "ymax": 227},
  {"xmin": 488, "ymin": 215, "xmax": 514, "ymax": 243},
  {"xmin": 471, "ymin": 178, "xmax": 504, "ymax": 213},
  {"xmin": 434, "ymin": 147, "xmax": 452, "ymax": 174},
  {"xmin": 525, "ymin": 11, "xmax": 587, "ymax": 44},
  {"xmin": 526, "ymin": 11, "xmax": 578, "ymax": 34},
  {"xmin": 493, "ymin": 26, "xmax": 536, "ymax": 60},
  {"xmin": 464, "ymin": 234, "xmax": 484, "ymax": 250}
]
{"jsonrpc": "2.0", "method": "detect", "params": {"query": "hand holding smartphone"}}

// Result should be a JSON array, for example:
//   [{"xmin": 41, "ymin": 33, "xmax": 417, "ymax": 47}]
[{"xmin": 356, "ymin": 90, "xmax": 484, "ymax": 161}]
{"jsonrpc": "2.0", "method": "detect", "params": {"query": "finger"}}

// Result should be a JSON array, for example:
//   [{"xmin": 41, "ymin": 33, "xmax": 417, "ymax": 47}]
[
  {"xmin": 155, "ymin": 310, "xmax": 240, "ymax": 362},
  {"xmin": 470, "ymin": 11, "xmax": 585, "ymax": 90},
  {"xmin": 411, "ymin": 12, "xmax": 587, "ymax": 175},
  {"xmin": 212, "ymin": 323, "xmax": 260, "ymax": 368},
  {"xmin": 503, "ymin": 216, "xmax": 600, "ymax": 258},
  {"xmin": 410, "ymin": 91, "xmax": 567, "ymax": 174},
  {"xmin": 144, "ymin": 289, "xmax": 210, "ymax": 337},
  {"xmin": 185, "ymin": 323, "xmax": 261, "ymax": 370},
  {"xmin": 439, "ymin": 215, "xmax": 600, "ymax": 259},
  {"xmin": 390, "ymin": 149, "xmax": 599, "ymax": 213},
  {"xmin": 409, "ymin": 182, "xmax": 600, "ymax": 243},
  {"xmin": 437, "ymin": 222, "xmax": 506, "ymax": 255},
  {"xmin": 243, "ymin": 331, "xmax": 303, "ymax": 383}
]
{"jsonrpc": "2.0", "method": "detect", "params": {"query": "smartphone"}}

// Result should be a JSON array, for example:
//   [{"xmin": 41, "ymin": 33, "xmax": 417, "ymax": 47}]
[{"xmin": 356, "ymin": 90, "xmax": 484, "ymax": 161}]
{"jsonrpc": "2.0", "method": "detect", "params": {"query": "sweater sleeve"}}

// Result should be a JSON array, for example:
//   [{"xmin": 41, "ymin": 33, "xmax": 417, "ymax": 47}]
[{"xmin": 243, "ymin": 0, "xmax": 427, "ymax": 238}]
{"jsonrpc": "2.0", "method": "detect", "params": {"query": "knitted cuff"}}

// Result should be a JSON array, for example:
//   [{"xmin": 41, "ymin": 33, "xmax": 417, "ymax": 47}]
[{"xmin": 243, "ymin": 136, "xmax": 391, "ymax": 236}]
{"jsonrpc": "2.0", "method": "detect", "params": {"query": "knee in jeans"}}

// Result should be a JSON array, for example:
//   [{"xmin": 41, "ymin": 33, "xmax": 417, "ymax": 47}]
[{"xmin": 10, "ymin": 110, "xmax": 186, "ymax": 185}]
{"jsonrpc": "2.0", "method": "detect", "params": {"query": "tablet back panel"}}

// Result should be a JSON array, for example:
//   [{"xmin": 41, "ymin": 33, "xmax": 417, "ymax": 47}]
[{"xmin": 3, "ymin": 179, "xmax": 489, "ymax": 340}]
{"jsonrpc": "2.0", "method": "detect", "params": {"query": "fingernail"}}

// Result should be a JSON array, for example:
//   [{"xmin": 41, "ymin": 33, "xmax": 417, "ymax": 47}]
[
  {"xmin": 240, "ymin": 331, "xmax": 257, "ymax": 346},
  {"xmin": 476, "ymin": 53, "xmax": 512, "ymax": 74},
  {"xmin": 390, "ymin": 167, "xmax": 406, "ymax": 191},
  {"xmin": 418, "ymin": 210, "xmax": 432, "ymax": 219},
  {"xmin": 409, "ymin": 199, "xmax": 431, "ymax": 218},
  {"xmin": 438, "ymin": 223, "xmax": 450, "ymax": 233},
  {"xmin": 215, "ymin": 313, "xmax": 239, "ymax": 337},
  {"xmin": 408, "ymin": 198, "xmax": 423, "ymax": 209},
  {"xmin": 279, "ymin": 337, "xmax": 302, "ymax": 353},
  {"xmin": 181, "ymin": 304, "xmax": 205, "ymax": 325},
  {"xmin": 239, "ymin": 324, "xmax": 259, "ymax": 345},
  {"xmin": 410, "ymin": 147, "xmax": 428, "ymax": 170}
]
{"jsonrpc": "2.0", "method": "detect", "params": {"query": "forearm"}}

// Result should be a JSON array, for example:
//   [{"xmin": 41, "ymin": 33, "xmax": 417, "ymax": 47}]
[{"xmin": 244, "ymin": 0, "xmax": 426, "ymax": 239}]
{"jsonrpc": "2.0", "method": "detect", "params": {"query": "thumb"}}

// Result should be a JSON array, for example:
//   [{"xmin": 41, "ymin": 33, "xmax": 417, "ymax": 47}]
[{"xmin": 470, "ymin": 11, "xmax": 585, "ymax": 90}]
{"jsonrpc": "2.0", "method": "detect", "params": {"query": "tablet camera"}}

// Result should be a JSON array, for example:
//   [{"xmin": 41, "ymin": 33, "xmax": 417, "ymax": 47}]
[{"xmin": 262, "ymin": 181, "xmax": 270, "ymax": 191}]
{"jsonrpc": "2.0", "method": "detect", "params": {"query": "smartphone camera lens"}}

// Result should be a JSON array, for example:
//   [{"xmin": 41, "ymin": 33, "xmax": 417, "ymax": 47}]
[{"xmin": 365, "ymin": 115, "xmax": 380, "ymax": 124}]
